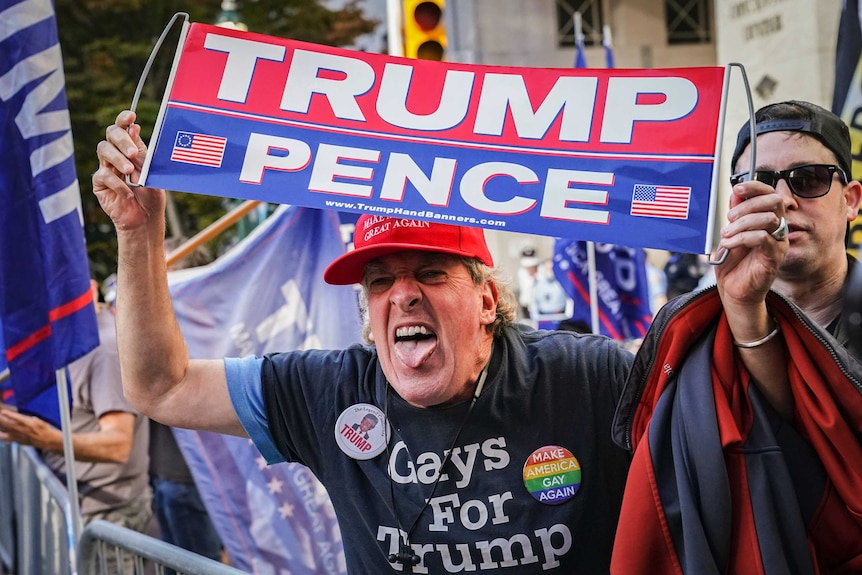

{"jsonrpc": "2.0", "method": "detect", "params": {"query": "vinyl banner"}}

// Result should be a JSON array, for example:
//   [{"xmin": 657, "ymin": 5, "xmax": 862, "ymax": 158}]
[{"xmin": 142, "ymin": 22, "xmax": 729, "ymax": 254}]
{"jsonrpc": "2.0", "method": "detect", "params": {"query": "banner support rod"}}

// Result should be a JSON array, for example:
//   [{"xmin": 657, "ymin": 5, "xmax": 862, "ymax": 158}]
[
  {"xmin": 125, "ymin": 12, "xmax": 189, "ymax": 190},
  {"xmin": 709, "ymin": 62, "xmax": 756, "ymax": 265}
]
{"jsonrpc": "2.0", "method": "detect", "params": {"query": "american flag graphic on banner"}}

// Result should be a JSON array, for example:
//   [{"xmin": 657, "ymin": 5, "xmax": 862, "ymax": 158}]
[
  {"xmin": 171, "ymin": 131, "xmax": 227, "ymax": 167},
  {"xmin": 630, "ymin": 184, "xmax": 691, "ymax": 219}
]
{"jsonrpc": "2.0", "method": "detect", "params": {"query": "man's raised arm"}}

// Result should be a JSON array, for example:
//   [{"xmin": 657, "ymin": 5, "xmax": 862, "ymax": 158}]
[{"xmin": 92, "ymin": 110, "xmax": 246, "ymax": 436}]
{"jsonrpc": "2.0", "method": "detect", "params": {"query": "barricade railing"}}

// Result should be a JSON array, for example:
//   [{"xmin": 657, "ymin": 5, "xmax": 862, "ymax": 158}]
[
  {"xmin": 0, "ymin": 442, "xmax": 15, "ymax": 573},
  {"xmin": 0, "ymin": 443, "xmax": 250, "ymax": 575},
  {"xmin": 77, "ymin": 520, "xmax": 247, "ymax": 575},
  {"xmin": 13, "ymin": 444, "xmax": 75, "ymax": 575}
]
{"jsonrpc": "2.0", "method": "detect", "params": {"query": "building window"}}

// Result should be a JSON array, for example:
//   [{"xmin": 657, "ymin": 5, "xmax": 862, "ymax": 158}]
[
  {"xmin": 557, "ymin": 0, "xmax": 604, "ymax": 47},
  {"xmin": 666, "ymin": 0, "xmax": 711, "ymax": 44}
]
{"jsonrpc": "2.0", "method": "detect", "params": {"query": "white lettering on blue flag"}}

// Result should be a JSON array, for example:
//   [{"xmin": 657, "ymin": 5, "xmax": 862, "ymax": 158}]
[
  {"xmin": 0, "ymin": 0, "xmax": 52, "ymax": 43},
  {"xmin": 0, "ymin": 13, "xmax": 79, "ymax": 221},
  {"xmin": 553, "ymin": 239, "xmax": 652, "ymax": 340},
  {"xmin": 0, "ymin": 0, "xmax": 97, "ymax": 427}
]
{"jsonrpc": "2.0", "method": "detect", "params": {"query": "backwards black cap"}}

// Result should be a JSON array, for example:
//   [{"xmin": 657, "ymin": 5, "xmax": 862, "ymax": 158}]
[{"xmin": 731, "ymin": 100, "xmax": 852, "ymax": 177}]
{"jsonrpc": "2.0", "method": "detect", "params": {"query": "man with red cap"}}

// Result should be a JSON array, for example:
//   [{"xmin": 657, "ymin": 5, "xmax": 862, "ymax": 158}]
[{"xmin": 94, "ymin": 111, "xmax": 635, "ymax": 573}]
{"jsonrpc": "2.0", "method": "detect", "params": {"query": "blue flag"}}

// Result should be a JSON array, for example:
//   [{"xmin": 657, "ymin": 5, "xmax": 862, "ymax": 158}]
[
  {"xmin": 169, "ymin": 206, "xmax": 360, "ymax": 574},
  {"xmin": 553, "ymin": 240, "xmax": 653, "ymax": 340},
  {"xmin": 0, "ymin": 0, "xmax": 98, "ymax": 427},
  {"xmin": 603, "ymin": 34, "xmax": 614, "ymax": 69},
  {"xmin": 574, "ymin": 32, "xmax": 587, "ymax": 69}
]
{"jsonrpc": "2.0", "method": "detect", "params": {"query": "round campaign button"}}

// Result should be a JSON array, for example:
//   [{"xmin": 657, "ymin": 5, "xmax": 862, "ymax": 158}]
[
  {"xmin": 334, "ymin": 403, "xmax": 389, "ymax": 460},
  {"xmin": 522, "ymin": 445, "xmax": 581, "ymax": 505}
]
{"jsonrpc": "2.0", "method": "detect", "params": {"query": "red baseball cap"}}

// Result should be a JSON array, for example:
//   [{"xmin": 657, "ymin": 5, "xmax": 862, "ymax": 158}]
[{"xmin": 324, "ymin": 215, "xmax": 494, "ymax": 285}]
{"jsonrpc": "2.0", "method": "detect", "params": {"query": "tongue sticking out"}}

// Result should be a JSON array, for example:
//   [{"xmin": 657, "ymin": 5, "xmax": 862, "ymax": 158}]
[{"xmin": 394, "ymin": 336, "xmax": 437, "ymax": 368}]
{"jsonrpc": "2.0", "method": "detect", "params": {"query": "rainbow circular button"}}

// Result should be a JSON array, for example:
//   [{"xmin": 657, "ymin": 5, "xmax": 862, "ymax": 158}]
[{"xmin": 522, "ymin": 446, "xmax": 581, "ymax": 505}]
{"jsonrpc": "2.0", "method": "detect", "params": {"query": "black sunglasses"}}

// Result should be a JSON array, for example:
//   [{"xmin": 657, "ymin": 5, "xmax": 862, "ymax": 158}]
[{"xmin": 729, "ymin": 163, "xmax": 848, "ymax": 199}]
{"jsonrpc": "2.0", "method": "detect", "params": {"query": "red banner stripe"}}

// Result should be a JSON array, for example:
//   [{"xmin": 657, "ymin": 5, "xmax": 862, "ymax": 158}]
[
  {"xmin": 6, "ymin": 325, "xmax": 51, "ymax": 362},
  {"xmin": 6, "ymin": 288, "xmax": 93, "ymax": 362},
  {"xmin": 49, "ymin": 288, "xmax": 93, "ymax": 322}
]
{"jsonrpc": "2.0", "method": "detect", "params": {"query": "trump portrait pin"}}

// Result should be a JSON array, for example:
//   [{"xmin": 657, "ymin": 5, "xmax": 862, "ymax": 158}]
[{"xmin": 334, "ymin": 403, "xmax": 389, "ymax": 460}]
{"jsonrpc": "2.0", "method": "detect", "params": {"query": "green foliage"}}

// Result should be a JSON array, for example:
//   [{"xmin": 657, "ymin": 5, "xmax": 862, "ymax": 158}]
[{"xmin": 57, "ymin": 0, "xmax": 379, "ymax": 281}]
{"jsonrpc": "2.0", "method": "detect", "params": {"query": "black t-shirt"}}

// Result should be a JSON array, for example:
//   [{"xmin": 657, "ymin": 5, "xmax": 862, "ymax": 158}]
[{"xmin": 259, "ymin": 325, "xmax": 633, "ymax": 574}]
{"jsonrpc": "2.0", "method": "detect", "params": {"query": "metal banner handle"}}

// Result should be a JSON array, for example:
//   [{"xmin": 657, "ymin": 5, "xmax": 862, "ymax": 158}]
[
  {"xmin": 709, "ymin": 61, "xmax": 756, "ymax": 266},
  {"xmin": 125, "ymin": 12, "xmax": 190, "ymax": 188}
]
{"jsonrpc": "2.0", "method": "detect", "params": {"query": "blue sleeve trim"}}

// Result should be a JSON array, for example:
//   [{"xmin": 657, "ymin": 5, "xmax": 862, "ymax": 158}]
[{"xmin": 225, "ymin": 356, "xmax": 285, "ymax": 464}]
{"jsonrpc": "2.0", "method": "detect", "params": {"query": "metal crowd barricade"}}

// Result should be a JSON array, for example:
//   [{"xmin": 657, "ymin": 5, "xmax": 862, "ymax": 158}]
[
  {"xmin": 77, "ymin": 520, "xmax": 248, "ymax": 575},
  {"xmin": 0, "ymin": 442, "xmax": 15, "ymax": 573},
  {"xmin": 0, "ymin": 443, "xmax": 250, "ymax": 575},
  {"xmin": 14, "ymin": 444, "xmax": 76, "ymax": 575}
]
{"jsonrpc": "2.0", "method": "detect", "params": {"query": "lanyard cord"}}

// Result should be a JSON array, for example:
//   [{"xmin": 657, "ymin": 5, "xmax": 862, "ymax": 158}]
[{"xmin": 383, "ymin": 362, "xmax": 490, "ymax": 568}]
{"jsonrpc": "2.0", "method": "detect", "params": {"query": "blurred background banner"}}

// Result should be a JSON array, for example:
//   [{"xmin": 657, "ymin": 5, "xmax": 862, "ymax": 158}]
[
  {"xmin": 168, "ymin": 205, "xmax": 360, "ymax": 574},
  {"xmin": 832, "ymin": 0, "xmax": 862, "ymax": 256},
  {"xmin": 0, "ymin": 0, "xmax": 98, "ymax": 428},
  {"xmin": 552, "ymin": 240, "xmax": 652, "ymax": 340},
  {"xmin": 832, "ymin": 0, "xmax": 861, "ymax": 163}
]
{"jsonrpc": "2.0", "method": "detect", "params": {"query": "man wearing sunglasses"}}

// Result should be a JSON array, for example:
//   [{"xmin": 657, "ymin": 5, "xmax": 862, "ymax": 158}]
[
  {"xmin": 727, "ymin": 100, "xmax": 861, "ymax": 362},
  {"xmin": 612, "ymin": 100, "xmax": 862, "ymax": 573}
]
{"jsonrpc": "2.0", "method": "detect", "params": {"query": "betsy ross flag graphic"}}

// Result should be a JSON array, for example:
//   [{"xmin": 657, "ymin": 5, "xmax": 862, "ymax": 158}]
[
  {"xmin": 171, "ymin": 131, "xmax": 227, "ymax": 167},
  {"xmin": 630, "ymin": 184, "xmax": 691, "ymax": 219}
]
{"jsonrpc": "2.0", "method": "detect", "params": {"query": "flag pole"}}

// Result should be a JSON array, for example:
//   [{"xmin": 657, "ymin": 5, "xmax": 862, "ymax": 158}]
[
  {"xmin": 586, "ymin": 242, "xmax": 600, "ymax": 334},
  {"xmin": 573, "ymin": 11, "xmax": 583, "ymax": 45},
  {"xmin": 56, "ymin": 367, "xmax": 83, "ymax": 553},
  {"xmin": 602, "ymin": 24, "xmax": 614, "ymax": 68},
  {"xmin": 386, "ymin": 0, "xmax": 404, "ymax": 57},
  {"xmin": 573, "ymin": 12, "xmax": 587, "ymax": 69},
  {"xmin": 572, "ymin": 12, "xmax": 600, "ymax": 334},
  {"xmin": 165, "ymin": 199, "xmax": 262, "ymax": 268}
]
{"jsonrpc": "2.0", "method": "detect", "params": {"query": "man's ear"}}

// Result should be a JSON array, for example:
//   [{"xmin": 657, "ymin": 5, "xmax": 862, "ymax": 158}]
[
  {"xmin": 480, "ymin": 280, "xmax": 499, "ymax": 327},
  {"xmin": 845, "ymin": 179, "xmax": 862, "ymax": 220}
]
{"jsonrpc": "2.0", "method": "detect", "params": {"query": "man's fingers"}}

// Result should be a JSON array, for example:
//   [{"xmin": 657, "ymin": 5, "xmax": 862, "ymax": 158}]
[
  {"xmin": 0, "ymin": 413, "xmax": 24, "ymax": 434},
  {"xmin": 726, "ymin": 192, "xmax": 783, "ymax": 223},
  {"xmin": 93, "ymin": 165, "xmax": 136, "ymax": 201},
  {"xmin": 105, "ymin": 123, "xmax": 141, "ymax": 160},
  {"xmin": 722, "ymin": 210, "xmax": 783, "ymax": 241},
  {"xmin": 96, "ymin": 139, "xmax": 134, "ymax": 175}
]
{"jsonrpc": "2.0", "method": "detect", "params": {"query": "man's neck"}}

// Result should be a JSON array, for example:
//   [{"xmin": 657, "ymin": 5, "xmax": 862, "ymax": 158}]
[{"xmin": 774, "ymin": 259, "xmax": 848, "ymax": 327}]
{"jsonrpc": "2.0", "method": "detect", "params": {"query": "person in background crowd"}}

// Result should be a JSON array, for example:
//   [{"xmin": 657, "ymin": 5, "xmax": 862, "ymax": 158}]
[
  {"xmin": 0, "ymin": 280, "xmax": 151, "ymax": 573},
  {"xmin": 516, "ymin": 247, "xmax": 539, "ymax": 319},
  {"xmin": 663, "ymin": 251, "xmax": 705, "ymax": 299},
  {"xmin": 532, "ymin": 259, "xmax": 569, "ymax": 317}
]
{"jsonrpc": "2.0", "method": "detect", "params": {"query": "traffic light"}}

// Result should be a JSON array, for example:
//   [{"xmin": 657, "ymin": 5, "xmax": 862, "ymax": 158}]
[{"xmin": 402, "ymin": 0, "xmax": 446, "ymax": 61}]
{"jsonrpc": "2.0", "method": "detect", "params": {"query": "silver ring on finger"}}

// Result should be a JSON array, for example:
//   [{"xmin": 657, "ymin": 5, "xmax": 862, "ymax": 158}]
[{"xmin": 770, "ymin": 216, "xmax": 789, "ymax": 241}]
